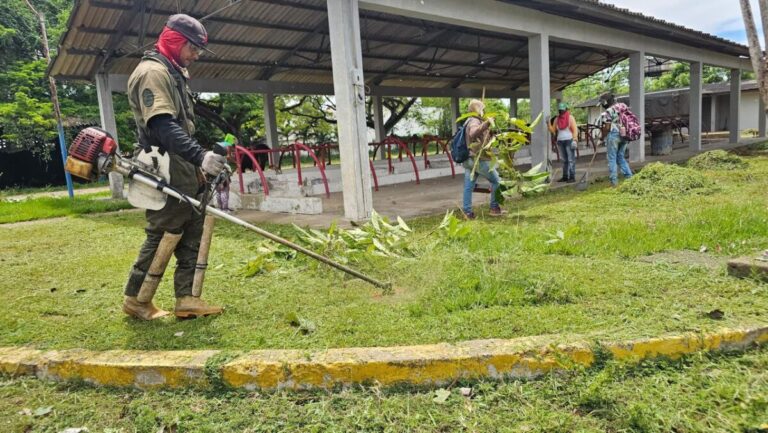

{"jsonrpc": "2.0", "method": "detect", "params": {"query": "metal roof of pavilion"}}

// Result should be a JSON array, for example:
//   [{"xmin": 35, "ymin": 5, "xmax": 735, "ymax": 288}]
[{"xmin": 49, "ymin": 0, "xmax": 749, "ymax": 94}]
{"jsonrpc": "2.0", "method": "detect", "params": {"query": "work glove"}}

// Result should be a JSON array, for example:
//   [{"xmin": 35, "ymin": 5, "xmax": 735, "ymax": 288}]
[{"xmin": 201, "ymin": 151, "xmax": 227, "ymax": 176}]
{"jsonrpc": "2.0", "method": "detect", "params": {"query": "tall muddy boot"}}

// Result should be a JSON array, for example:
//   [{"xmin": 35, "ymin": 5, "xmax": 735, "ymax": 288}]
[
  {"xmin": 174, "ymin": 296, "xmax": 223, "ymax": 319},
  {"xmin": 124, "ymin": 231, "xmax": 182, "ymax": 321},
  {"xmin": 175, "ymin": 215, "xmax": 222, "ymax": 319}
]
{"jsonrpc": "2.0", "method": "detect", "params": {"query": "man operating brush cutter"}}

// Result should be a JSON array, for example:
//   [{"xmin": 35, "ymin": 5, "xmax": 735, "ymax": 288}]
[
  {"xmin": 118, "ymin": 14, "xmax": 229, "ymax": 321},
  {"xmin": 64, "ymin": 18, "xmax": 390, "ymax": 323}
]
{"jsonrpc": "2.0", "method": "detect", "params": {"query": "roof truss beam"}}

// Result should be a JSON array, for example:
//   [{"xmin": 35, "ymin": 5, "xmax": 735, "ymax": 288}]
[
  {"xmin": 359, "ymin": 0, "xmax": 749, "ymax": 70},
  {"xmin": 105, "ymin": 73, "xmax": 530, "ymax": 98}
]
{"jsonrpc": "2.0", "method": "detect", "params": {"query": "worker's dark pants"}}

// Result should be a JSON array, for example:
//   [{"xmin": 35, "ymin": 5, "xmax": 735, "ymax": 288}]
[{"xmin": 124, "ymin": 197, "xmax": 204, "ymax": 298}]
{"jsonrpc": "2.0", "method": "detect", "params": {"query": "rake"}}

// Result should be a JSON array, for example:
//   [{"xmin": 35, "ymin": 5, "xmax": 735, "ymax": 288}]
[{"xmin": 575, "ymin": 146, "xmax": 599, "ymax": 191}]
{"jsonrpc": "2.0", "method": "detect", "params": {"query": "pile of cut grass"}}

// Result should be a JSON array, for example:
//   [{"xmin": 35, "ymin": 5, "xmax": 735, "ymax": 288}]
[
  {"xmin": 687, "ymin": 149, "xmax": 748, "ymax": 171},
  {"xmin": 748, "ymin": 140, "xmax": 768, "ymax": 152},
  {"xmin": 619, "ymin": 162, "xmax": 715, "ymax": 198}
]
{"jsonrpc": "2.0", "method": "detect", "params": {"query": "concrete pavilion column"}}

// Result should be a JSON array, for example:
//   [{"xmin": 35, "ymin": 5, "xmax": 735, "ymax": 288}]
[
  {"xmin": 759, "ymin": 96, "xmax": 766, "ymax": 137},
  {"xmin": 263, "ymin": 92, "xmax": 279, "ymax": 168},
  {"xmin": 528, "ymin": 33, "xmax": 551, "ymax": 170},
  {"xmin": 689, "ymin": 61, "xmax": 703, "ymax": 152},
  {"xmin": 96, "ymin": 72, "xmax": 123, "ymax": 199},
  {"xmin": 509, "ymin": 97, "xmax": 518, "ymax": 118},
  {"xmin": 730, "ymin": 69, "xmax": 741, "ymax": 143},
  {"xmin": 372, "ymin": 95, "xmax": 385, "ymax": 142},
  {"xmin": 628, "ymin": 51, "xmax": 646, "ymax": 162},
  {"xmin": 450, "ymin": 96, "xmax": 460, "ymax": 135},
  {"xmin": 710, "ymin": 95, "xmax": 718, "ymax": 132},
  {"xmin": 372, "ymin": 95, "xmax": 386, "ymax": 159},
  {"xmin": 95, "ymin": 73, "xmax": 118, "ymax": 143},
  {"xmin": 263, "ymin": 92, "xmax": 279, "ymax": 149},
  {"xmin": 327, "ymin": 0, "xmax": 373, "ymax": 221}
]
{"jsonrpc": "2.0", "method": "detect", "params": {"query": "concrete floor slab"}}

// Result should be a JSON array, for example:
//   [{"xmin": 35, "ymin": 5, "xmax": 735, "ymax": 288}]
[{"xmin": 232, "ymin": 138, "xmax": 764, "ymax": 228}]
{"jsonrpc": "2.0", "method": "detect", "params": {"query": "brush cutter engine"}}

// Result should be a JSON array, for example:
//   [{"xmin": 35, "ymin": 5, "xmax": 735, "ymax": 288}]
[
  {"xmin": 65, "ymin": 127, "xmax": 171, "ymax": 210},
  {"xmin": 65, "ymin": 127, "xmax": 118, "ymax": 181}
]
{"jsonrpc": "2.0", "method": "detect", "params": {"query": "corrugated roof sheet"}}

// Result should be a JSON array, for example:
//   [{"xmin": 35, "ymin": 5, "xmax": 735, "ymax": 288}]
[{"xmin": 49, "ymin": 0, "xmax": 747, "ymax": 95}]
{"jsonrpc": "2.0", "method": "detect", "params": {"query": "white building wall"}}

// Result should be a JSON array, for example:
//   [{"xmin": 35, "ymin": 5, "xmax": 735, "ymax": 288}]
[
  {"xmin": 740, "ymin": 91, "xmax": 759, "ymax": 131},
  {"xmin": 580, "ymin": 89, "xmax": 758, "ymax": 133}
]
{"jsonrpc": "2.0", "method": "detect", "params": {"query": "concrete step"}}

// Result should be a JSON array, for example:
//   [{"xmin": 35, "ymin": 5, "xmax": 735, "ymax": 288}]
[
  {"xmin": 232, "ymin": 154, "xmax": 467, "ymax": 198},
  {"xmin": 233, "ymin": 193, "xmax": 323, "ymax": 215},
  {"xmin": 727, "ymin": 257, "xmax": 768, "ymax": 282}
]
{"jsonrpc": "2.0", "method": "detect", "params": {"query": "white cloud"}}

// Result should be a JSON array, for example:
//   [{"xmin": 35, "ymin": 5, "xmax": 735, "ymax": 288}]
[{"xmin": 601, "ymin": 0, "xmax": 759, "ymax": 44}]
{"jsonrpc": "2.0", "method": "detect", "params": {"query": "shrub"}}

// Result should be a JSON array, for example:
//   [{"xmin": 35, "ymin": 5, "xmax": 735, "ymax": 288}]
[
  {"xmin": 687, "ymin": 150, "xmax": 748, "ymax": 171},
  {"xmin": 619, "ymin": 162, "xmax": 715, "ymax": 198}
]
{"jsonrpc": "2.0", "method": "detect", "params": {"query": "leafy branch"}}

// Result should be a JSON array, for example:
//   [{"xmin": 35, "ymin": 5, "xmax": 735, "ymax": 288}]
[{"xmin": 456, "ymin": 111, "xmax": 547, "ymax": 202}]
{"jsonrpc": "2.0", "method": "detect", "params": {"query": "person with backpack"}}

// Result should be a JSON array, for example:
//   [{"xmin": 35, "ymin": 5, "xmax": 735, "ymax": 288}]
[
  {"xmin": 548, "ymin": 102, "xmax": 578, "ymax": 183},
  {"xmin": 459, "ymin": 99, "xmax": 505, "ymax": 219},
  {"xmin": 597, "ymin": 92, "xmax": 634, "ymax": 187}
]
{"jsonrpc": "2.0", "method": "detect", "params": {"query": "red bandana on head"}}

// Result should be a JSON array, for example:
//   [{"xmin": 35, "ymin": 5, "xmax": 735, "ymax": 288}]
[{"xmin": 155, "ymin": 26, "xmax": 188, "ymax": 71}]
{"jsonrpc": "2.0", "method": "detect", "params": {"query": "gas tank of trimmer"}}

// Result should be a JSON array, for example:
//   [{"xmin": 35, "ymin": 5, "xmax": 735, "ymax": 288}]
[{"xmin": 65, "ymin": 127, "xmax": 118, "ymax": 180}]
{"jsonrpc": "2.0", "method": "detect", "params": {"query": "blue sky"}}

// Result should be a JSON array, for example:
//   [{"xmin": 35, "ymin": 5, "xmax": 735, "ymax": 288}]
[{"xmin": 603, "ymin": 0, "xmax": 759, "ymax": 46}]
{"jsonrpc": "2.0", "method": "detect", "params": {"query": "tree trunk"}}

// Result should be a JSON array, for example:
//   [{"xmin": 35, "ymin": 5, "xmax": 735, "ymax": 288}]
[
  {"xmin": 193, "ymin": 101, "xmax": 240, "ymax": 139},
  {"xmin": 740, "ymin": 0, "xmax": 768, "ymax": 112},
  {"xmin": 383, "ymin": 97, "xmax": 418, "ymax": 134}
]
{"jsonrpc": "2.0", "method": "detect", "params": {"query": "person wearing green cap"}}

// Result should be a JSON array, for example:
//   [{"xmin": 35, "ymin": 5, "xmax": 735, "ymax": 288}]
[
  {"xmin": 215, "ymin": 136, "xmax": 237, "ymax": 212},
  {"xmin": 548, "ymin": 102, "xmax": 579, "ymax": 182}
]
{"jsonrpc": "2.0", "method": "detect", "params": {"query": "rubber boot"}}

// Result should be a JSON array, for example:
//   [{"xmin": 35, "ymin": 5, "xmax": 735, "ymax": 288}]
[
  {"xmin": 174, "ymin": 296, "xmax": 223, "ymax": 319},
  {"xmin": 122, "ymin": 296, "xmax": 170, "ymax": 321}
]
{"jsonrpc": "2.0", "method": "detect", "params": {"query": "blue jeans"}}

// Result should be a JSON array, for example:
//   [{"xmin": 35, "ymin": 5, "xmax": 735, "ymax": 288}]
[
  {"xmin": 462, "ymin": 158, "xmax": 500, "ymax": 213},
  {"xmin": 557, "ymin": 139, "xmax": 576, "ymax": 180},
  {"xmin": 605, "ymin": 131, "xmax": 633, "ymax": 186}
]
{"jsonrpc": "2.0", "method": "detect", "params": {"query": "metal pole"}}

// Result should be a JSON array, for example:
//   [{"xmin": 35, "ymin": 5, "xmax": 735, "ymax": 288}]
[
  {"xmin": 25, "ymin": 2, "xmax": 74, "ymax": 198},
  {"xmin": 119, "ymin": 165, "xmax": 391, "ymax": 290}
]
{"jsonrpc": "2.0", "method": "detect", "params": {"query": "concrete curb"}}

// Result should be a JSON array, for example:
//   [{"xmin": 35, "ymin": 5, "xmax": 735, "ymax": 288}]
[{"xmin": 1, "ymin": 326, "xmax": 766, "ymax": 391}]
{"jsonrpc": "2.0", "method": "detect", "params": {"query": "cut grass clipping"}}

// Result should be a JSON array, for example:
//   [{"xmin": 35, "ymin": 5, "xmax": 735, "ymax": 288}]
[
  {"xmin": 619, "ymin": 162, "xmax": 715, "ymax": 198},
  {"xmin": 687, "ymin": 149, "xmax": 748, "ymax": 171}
]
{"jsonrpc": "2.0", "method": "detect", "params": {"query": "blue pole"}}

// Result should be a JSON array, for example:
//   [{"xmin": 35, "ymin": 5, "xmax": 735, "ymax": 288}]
[{"xmin": 56, "ymin": 120, "xmax": 74, "ymax": 199}]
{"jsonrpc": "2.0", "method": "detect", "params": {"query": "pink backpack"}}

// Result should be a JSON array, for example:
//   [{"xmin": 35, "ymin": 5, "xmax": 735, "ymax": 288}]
[{"xmin": 613, "ymin": 103, "xmax": 642, "ymax": 141}]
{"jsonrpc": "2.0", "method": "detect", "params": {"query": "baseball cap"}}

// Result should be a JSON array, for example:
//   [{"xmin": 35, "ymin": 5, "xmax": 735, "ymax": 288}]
[
  {"xmin": 222, "ymin": 133, "xmax": 236, "ymax": 146},
  {"xmin": 166, "ymin": 14, "xmax": 215, "ymax": 55},
  {"xmin": 557, "ymin": 102, "xmax": 568, "ymax": 111}
]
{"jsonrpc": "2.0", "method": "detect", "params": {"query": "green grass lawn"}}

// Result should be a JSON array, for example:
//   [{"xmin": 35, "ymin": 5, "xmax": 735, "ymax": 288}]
[
  {"xmin": 1, "ymin": 151, "xmax": 768, "ymax": 352},
  {"xmin": 0, "ymin": 179, "xmax": 109, "ymax": 199},
  {"xmin": 0, "ymin": 193, "xmax": 133, "ymax": 224},
  {"xmin": 2, "ymin": 347, "xmax": 766, "ymax": 432}
]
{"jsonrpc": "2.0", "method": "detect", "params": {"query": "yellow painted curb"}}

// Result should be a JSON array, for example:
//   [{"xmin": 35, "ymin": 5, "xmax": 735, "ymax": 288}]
[
  {"xmin": 0, "ymin": 347, "xmax": 219, "ymax": 389},
  {"xmin": 1, "ymin": 325, "xmax": 766, "ymax": 391},
  {"xmin": 606, "ymin": 327, "xmax": 768, "ymax": 361},
  {"xmin": 221, "ymin": 337, "xmax": 594, "ymax": 391},
  {"xmin": 0, "ymin": 347, "xmax": 42, "ymax": 376},
  {"xmin": 220, "ymin": 325, "xmax": 768, "ymax": 390}
]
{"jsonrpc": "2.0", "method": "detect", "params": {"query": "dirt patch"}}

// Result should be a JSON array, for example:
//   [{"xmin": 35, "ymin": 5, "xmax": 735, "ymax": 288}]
[
  {"xmin": 370, "ymin": 285, "xmax": 418, "ymax": 304},
  {"xmin": 635, "ymin": 250, "xmax": 727, "ymax": 271},
  {"xmin": 732, "ymin": 141, "xmax": 768, "ymax": 156},
  {"xmin": 619, "ymin": 162, "xmax": 715, "ymax": 198},
  {"xmin": 687, "ymin": 150, "xmax": 748, "ymax": 171}
]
